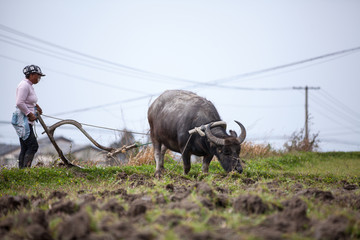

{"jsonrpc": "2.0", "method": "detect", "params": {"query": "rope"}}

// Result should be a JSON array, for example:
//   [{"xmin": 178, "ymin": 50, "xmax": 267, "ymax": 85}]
[
  {"xmin": 181, "ymin": 133, "xmax": 193, "ymax": 157},
  {"xmin": 165, "ymin": 133, "xmax": 193, "ymax": 177},
  {"xmin": 188, "ymin": 121, "xmax": 227, "ymax": 135},
  {"xmin": 42, "ymin": 114, "xmax": 149, "ymax": 136}
]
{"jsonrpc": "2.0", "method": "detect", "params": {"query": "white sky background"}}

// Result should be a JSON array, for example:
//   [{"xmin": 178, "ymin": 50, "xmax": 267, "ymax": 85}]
[{"xmin": 1, "ymin": 0, "xmax": 359, "ymax": 152}]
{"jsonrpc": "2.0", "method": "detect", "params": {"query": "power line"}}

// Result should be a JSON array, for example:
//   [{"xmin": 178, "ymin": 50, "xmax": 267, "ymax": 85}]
[
  {"xmin": 319, "ymin": 138, "xmax": 360, "ymax": 147},
  {"xmin": 310, "ymin": 102, "xmax": 360, "ymax": 135},
  {"xmin": 310, "ymin": 92, "xmax": 360, "ymax": 127},
  {"xmin": 0, "ymin": 53, "xmax": 151, "ymax": 95},
  {"xmin": 209, "ymin": 46, "xmax": 360, "ymax": 85},
  {"xmin": 2, "ymin": 24, "xmax": 360, "ymax": 120},
  {"xmin": 201, "ymin": 85, "xmax": 293, "ymax": 91},
  {"xmin": 0, "ymin": 24, "xmax": 200, "ymax": 85},
  {"xmin": 321, "ymin": 130, "xmax": 360, "ymax": 137},
  {"xmin": 248, "ymin": 135, "xmax": 359, "ymax": 147},
  {"xmin": 0, "ymin": 36, "xmax": 190, "ymax": 85},
  {"xmin": 320, "ymin": 89, "xmax": 360, "ymax": 119},
  {"xmin": 0, "ymin": 34, "xmax": 110, "ymax": 71},
  {"xmin": 293, "ymin": 88, "xmax": 360, "ymax": 134},
  {"xmin": 0, "ymin": 33, "xmax": 302, "ymax": 91},
  {"xmin": 2, "ymin": 23, "xmax": 360, "ymax": 90}
]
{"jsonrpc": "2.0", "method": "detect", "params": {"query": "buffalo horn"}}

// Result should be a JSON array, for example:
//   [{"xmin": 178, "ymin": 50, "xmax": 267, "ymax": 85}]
[
  {"xmin": 205, "ymin": 123, "xmax": 226, "ymax": 145},
  {"xmin": 234, "ymin": 120, "xmax": 246, "ymax": 144}
]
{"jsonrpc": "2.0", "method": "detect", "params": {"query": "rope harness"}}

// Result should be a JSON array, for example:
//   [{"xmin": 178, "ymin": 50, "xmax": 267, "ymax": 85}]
[{"xmin": 188, "ymin": 121, "xmax": 227, "ymax": 136}]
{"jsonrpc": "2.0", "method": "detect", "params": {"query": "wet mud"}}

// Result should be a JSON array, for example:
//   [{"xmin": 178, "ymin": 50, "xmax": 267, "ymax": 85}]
[{"xmin": 0, "ymin": 174, "xmax": 359, "ymax": 239}]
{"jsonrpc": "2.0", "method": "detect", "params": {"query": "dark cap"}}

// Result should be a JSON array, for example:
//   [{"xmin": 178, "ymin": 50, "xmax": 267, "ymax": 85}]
[{"xmin": 23, "ymin": 65, "xmax": 46, "ymax": 76}]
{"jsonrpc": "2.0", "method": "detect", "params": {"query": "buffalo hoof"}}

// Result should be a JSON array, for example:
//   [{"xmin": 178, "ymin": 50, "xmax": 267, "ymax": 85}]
[{"xmin": 154, "ymin": 169, "xmax": 164, "ymax": 179}]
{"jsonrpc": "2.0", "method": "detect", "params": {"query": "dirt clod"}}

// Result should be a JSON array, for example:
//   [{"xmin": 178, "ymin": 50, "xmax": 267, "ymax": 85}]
[
  {"xmin": 0, "ymin": 195, "xmax": 30, "ymax": 215},
  {"xmin": 25, "ymin": 224, "xmax": 52, "ymax": 240},
  {"xmin": 128, "ymin": 199, "xmax": 147, "ymax": 217},
  {"xmin": 156, "ymin": 214, "xmax": 183, "ymax": 227},
  {"xmin": 102, "ymin": 198, "xmax": 125, "ymax": 216},
  {"xmin": 343, "ymin": 184, "xmax": 358, "ymax": 191},
  {"xmin": 258, "ymin": 197, "xmax": 310, "ymax": 236},
  {"xmin": 49, "ymin": 200, "xmax": 78, "ymax": 215},
  {"xmin": 215, "ymin": 194, "xmax": 229, "ymax": 208},
  {"xmin": 199, "ymin": 197, "xmax": 214, "ymax": 210},
  {"xmin": 57, "ymin": 210, "xmax": 91, "ymax": 240},
  {"xmin": 165, "ymin": 183, "xmax": 175, "ymax": 192},
  {"xmin": 79, "ymin": 193, "xmax": 97, "ymax": 203},
  {"xmin": 314, "ymin": 215, "xmax": 350, "ymax": 240},
  {"xmin": 48, "ymin": 190, "xmax": 67, "ymax": 200},
  {"xmin": 170, "ymin": 190, "xmax": 191, "ymax": 202},
  {"xmin": 194, "ymin": 182, "xmax": 214, "ymax": 197},
  {"xmin": 207, "ymin": 215, "xmax": 226, "ymax": 226},
  {"xmin": 298, "ymin": 188, "xmax": 334, "ymax": 202},
  {"xmin": 101, "ymin": 221, "xmax": 134, "ymax": 239},
  {"xmin": 168, "ymin": 199, "xmax": 200, "ymax": 212},
  {"xmin": 116, "ymin": 171, "xmax": 128, "ymax": 180},
  {"xmin": 242, "ymin": 178, "xmax": 256, "ymax": 185},
  {"xmin": 233, "ymin": 195, "xmax": 268, "ymax": 214},
  {"xmin": 215, "ymin": 186, "xmax": 230, "ymax": 194}
]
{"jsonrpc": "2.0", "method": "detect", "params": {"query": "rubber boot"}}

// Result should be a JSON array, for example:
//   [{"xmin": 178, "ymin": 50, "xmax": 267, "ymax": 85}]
[
  {"xmin": 23, "ymin": 153, "xmax": 35, "ymax": 168},
  {"xmin": 18, "ymin": 152, "xmax": 24, "ymax": 168},
  {"xmin": 18, "ymin": 157, "xmax": 25, "ymax": 169}
]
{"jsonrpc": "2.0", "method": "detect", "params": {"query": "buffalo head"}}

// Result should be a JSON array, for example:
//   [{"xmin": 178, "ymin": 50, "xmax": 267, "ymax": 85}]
[{"xmin": 205, "ymin": 120, "xmax": 246, "ymax": 173}]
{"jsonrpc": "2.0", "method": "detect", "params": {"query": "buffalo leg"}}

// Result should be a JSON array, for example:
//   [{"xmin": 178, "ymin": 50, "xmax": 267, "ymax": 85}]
[
  {"xmin": 182, "ymin": 151, "xmax": 191, "ymax": 174},
  {"xmin": 160, "ymin": 145, "xmax": 167, "ymax": 166},
  {"xmin": 158, "ymin": 145, "xmax": 167, "ymax": 171},
  {"xmin": 154, "ymin": 142, "xmax": 165, "ymax": 177},
  {"xmin": 202, "ymin": 155, "xmax": 213, "ymax": 173}
]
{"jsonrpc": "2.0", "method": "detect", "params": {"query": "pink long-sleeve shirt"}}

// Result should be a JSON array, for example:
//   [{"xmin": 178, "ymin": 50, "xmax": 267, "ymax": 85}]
[{"xmin": 16, "ymin": 79, "xmax": 38, "ymax": 124}]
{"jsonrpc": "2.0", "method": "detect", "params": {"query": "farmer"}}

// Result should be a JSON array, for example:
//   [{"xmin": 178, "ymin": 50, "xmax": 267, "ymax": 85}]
[{"xmin": 12, "ymin": 65, "xmax": 45, "ymax": 168}]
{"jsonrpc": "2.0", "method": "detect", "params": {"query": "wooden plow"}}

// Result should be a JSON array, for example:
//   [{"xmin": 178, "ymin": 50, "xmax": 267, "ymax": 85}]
[{"xmin": 37, "ymin": 114, "xmax": 138, "ymax": 168}]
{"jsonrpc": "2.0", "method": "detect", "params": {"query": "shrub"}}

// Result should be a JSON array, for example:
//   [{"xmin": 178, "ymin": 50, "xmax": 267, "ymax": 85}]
[{"xmin": 283, "ymin": 128, "xmax": 319, "ymax": 152}]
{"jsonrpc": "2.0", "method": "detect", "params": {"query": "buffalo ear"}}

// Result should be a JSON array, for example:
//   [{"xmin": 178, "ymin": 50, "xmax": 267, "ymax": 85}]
[{"xmin": 229, "ymin": 130, "xmax": 237, "ymax": 138}]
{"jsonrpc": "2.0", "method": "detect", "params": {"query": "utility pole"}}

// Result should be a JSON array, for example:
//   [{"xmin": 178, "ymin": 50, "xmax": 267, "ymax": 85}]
[{"xmin": 293, "ymin": 86, "xmax": 320, "ymax": 143}]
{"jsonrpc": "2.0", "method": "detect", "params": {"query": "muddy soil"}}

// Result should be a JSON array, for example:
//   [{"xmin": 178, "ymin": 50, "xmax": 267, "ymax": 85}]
[{"xmin": 0, "ymin": 174, "xmax": 359, "ymax": 240}]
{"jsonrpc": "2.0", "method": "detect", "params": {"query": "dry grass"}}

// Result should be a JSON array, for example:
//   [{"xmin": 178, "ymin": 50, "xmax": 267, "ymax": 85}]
[
  {"xmin": 127, "ymin": 146, "xmax": 178, "ymax": 166},
  {"xmin": 128, "ymin": 141, "xmax": 278, "ymax": 166},
  {"xmin": 127, "ymin": 147, "xmax": 156, "ymax": 166},
  {"xmin": 240, "ymin": 141, "xmax": 279, "ymax": 159}
]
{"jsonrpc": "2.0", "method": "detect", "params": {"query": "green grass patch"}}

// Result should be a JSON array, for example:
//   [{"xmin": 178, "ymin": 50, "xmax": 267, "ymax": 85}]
[
  {"xmin": 1, "ymin": 152, "xmax": 359, "ymax": 194},
  {"xmin": 244, "ymin": 152, "xmax": 360, "ymax": 184}
]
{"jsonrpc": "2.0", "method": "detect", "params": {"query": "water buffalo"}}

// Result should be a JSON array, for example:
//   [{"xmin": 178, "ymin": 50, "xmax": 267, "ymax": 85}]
[{"xmin": 147, "ymin": 90, "xmax": 246, "ymax": 177}]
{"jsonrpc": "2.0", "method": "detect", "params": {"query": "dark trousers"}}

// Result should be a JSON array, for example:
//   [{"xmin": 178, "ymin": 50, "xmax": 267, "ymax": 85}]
[{"xmin": 18, "ymin": 124, "xmax": 39, "ymax": 168}]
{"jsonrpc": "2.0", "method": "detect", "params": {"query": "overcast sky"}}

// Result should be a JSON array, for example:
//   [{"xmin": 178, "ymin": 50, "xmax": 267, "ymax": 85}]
[{"xmin": 1, "ymin": 0, "xmax": 359, "ymax": 152}]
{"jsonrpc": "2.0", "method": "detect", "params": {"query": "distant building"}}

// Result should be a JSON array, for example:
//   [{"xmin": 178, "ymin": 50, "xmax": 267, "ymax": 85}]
[{"xmin": 0, "ymin": 136, "xmax": 109, "ymax": 168}]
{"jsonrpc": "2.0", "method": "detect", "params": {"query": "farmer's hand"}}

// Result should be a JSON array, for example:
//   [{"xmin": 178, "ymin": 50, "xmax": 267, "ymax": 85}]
[
  {"xmin": 36, "ymin": 104, "xmax": 43, "ymax": 115},
  {"xmin": 27, "ymin": 112, "xmax": 37, "ymax": 121}
]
